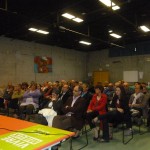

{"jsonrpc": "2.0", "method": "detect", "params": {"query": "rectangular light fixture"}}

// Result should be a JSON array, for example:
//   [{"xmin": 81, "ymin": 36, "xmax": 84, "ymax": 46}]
[
  {"xmin": 28, "ymin": 28, "xmax": 38, "ymax": 32},
  {"xmin": 29, "ymin": 28, "xmax": 49, "ymax": 34},
  {"xmin": 140, "ymin": 25, "xmax": 150, "ymax": 32},
  {"xmin": 72, "ymin": 17, "xmax": 83, "ymax": 23},
  {"xmin": 99, "ymin": 0, "xmax": 115, "ymax": 7},
  {"xmin": 61, "ymin": 13, "xmax": 75, "ymax": 19},
  {"xmin": 79, "ymin": 41, "xmax": 91, "ymax": 45},
  {"xmin": 112, "ymin": 5, "xmax": 120, "ymax": 10},
  {"xmin": 110, "ymin": 33, "xmax": 122, "ymax": 38},
  {"xmin": 99, "ymin": 0, "xmax": 120, "ymax": 10},
  {"xmin": 36, "ymin": 30, "xmax": 49, "ymax": 34}
]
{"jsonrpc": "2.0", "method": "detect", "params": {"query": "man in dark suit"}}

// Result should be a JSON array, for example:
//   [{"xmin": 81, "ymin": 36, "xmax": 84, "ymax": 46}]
[
  {"xmin": 59, "ymin": 84, "xmax": 72, "ymax": 105},
  {"xmin": 81, "ymin": 83, "xmax": 93, "ymax": 110},
  {"xmin": 52, "ymin": 85, "xmax": 86, "ymax": 138}
]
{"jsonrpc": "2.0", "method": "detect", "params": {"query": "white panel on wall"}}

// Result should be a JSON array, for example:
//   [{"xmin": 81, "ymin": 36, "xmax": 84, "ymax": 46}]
[{"xmin": 123, "ymin": 71, "xmax": 138, "ymax": 82}]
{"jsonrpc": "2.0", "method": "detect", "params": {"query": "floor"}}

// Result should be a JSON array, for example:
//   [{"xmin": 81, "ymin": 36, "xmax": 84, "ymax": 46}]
[{"xmin": 59, "ymin": 126, "xmax": 150, "ymax": 150}]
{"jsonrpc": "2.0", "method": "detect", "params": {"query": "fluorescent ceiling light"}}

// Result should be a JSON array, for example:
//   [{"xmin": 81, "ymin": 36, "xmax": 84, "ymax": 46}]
[
  {"xmin": 28, "ymin": 28, "xmax": 38, "ymax": 32},
  {"xmin": 99, "ymin": 0, "xmax": 120, "ymax": 10},
  {"xmin": 36, "ymin": 30, "xmax": 49, "ymax": 34},
  {"xmin": 62, "ymin": 13, "xmax": 75, "ymax": 19},
  {"xmin": 140, "ymin": 26, "xmax": 150, "ymax": 32},
  {"xmin": 59, "ymin": 26, "xmax": 66, "ymax": 30},
  {"xmin": 109, "ymin": 30, "xmax": 113, "ymax": 33},
  {"xmin": 112, "ymin": 5, "xmax": 120, "ymax": 10},
  {"xmin": 72, "ymin": 17, "xmax": 83, "ymax": 23},
  {"xmin": 110, "ymin": 33, "xmax": 122, "ymax": 38},
  {"xmin": 79, "ymin": 41, "xmax": 91, "ymax": 45},
  {"xmin": 62, "ymin": 13, "xmax": 84, "ymax": 23},
  {"xmin": 99, "ymin": 0, "xmax": 115, "ymax": 7}
]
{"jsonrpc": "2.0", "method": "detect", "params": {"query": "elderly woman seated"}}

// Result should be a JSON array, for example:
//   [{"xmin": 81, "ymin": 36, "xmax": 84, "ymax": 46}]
[{"xmin": 19, "ymin": 82, "xmax": 41, "ymax": 120}]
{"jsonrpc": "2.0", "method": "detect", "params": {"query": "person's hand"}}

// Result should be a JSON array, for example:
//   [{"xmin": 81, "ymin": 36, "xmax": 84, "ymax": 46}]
[
  {"xmin": 129, "ymin": 104, "xmax": 132, "ymax": 107},
  {"xmin": 93, "ymin": 117, "xmax": 99, "ymax": 123},
  {"xmin": 108, "ymin": 107, "xmax": 116, "ymax": 111},
  {"xmin": 51, "ymin": 98, "xmax": 56, "ymax": 101},
  {"xmin": 108, "ymin": 107, "xmax": 113, "ymax": 111},
  {"xmin": 117, "ymin": 108, "xmax": 124, "ymax": 113},
  {"xmin": 65, "ymin": 105, "xmax": 69, "ymax": 108},
  {"xmin": 87, "ymin": 110, "xmax": 92, "ymax": 113}
]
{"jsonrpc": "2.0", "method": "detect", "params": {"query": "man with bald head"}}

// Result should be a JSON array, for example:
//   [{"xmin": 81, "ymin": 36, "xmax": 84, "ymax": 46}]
[
  {"xmin": 129, "ymin": 84, "xmax": 144, "ymax": 109},
  {"xmin": 59, "ymin": 84, "xmax": 72, "ymax": 105}
]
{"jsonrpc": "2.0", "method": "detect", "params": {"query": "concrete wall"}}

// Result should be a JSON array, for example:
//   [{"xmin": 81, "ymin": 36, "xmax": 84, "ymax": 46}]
[
  {"xmin": 1, "ymin": 36, "xmax": 150, "ymax": 85},
  {"xmin": 0, "ymin": 37, "xmax": 87, "ymax": 85},
  {"xmin": 87, "ymin": 49, "xmax": 150, "ymax": 83}
]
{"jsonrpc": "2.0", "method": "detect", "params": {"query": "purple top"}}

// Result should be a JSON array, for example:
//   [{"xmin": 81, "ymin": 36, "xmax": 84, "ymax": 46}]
[{"xmin": 20, "ymin": 89, "xmax": 41, "ymax": 109}]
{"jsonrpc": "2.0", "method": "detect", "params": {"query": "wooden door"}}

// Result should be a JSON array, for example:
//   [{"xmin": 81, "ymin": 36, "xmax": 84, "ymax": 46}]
[{"xmin": 93, "ymin": 71, "xmax": 109, "ymax": 85}]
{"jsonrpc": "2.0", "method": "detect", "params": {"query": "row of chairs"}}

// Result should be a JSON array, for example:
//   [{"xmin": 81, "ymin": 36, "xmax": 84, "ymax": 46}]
[{"xmin": 71, "ymin": 115, "xmax": 150, "ymax": 150}]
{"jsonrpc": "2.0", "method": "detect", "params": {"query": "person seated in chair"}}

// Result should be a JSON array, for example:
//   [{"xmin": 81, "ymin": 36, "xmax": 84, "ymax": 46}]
[
  {"xmin": 141, "ymin": 86, "xmax": 150, "ymax": 126},
  {"xmin": 52, "ymin": 85, "xmax": 86, "ymax": 138},
  {"xmin": 129, "ymin": 84, "xmax": 144, "ymax": 125},
  {"xmin": 59, "ymin": 84, "xmax": 72, "ymax": 105},
  {"xmin": 19, "ymin": 82, "xmax": 41, "ymax": 120},
  {"xmin": 81, "ymin": 83, "xmax": 93, "ymax": 110},
  {"xmin": 34, "ymin": 89, "xmax": 62, "ymax": 126},
  {"xmin": 3, "ymin": 85, "xmax": 14, "ymax": 110},
  {"xmin": 94, "ymin": 86, "xmax": 132, "ymax": 142},
  {"xmin": 86, "ymin": 85, "xmax": 107, "ymax": 141},
  {"xmin": 9, "ymin": 84, "xmax": 25, "ymax": 118}
]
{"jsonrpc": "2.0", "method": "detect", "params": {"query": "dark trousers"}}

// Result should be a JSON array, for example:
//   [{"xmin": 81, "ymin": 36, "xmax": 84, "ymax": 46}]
[
  {"xmin": 19, "ymin": 104, "xmax": 34, "ymax": 115},
  {"xmin": 34, "ymin": 114, "xmax": 48, "ymax": 125},
  {"xmin": 52, "ymin": 115, "xmax": 72, "ymax": 130},
  {"xmin": 86, "ymin": 111, "xmax": 99, "ymax": 129},
  {"xmin": 147, "ymin": 113, "xmax": 150, "ymax": 127},
  {"xmin": 98, "ymin": 111, "xmax": 126, "ymax": 140},
  {"xmin": 102, "ymin": 119, "xmax": 109, "ymax": 140},
  {"xmin": 124, "ymin": 113, "xmax": 132, "ymax": 128},
  {"xmin": 0, "ymin": 98, "xmax": 4, "ymax": 108},
  {"xmin": 9, "ymin": 98, "xmax": 19, "ymax": 109},
  {"xmin": 86, "ymin": 111, "xmax": 109, "ymax": 140}
]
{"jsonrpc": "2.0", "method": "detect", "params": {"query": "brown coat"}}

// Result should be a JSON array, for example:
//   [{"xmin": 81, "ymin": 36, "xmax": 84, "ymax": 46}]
[{"xmin": 62, "ymin": 96, "xmax": 86, "ymax": 130}]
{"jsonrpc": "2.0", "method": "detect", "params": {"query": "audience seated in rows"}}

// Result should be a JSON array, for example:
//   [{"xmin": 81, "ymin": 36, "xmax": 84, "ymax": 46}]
[{"xmin": 1, "ymin": 79, "xmax": 150, "ymax": 145}]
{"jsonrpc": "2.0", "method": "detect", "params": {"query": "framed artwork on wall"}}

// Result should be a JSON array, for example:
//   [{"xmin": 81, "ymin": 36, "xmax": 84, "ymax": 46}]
[{"xmin": 34, "ymin": 56, "xmax": 52, "ymax": 73}]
